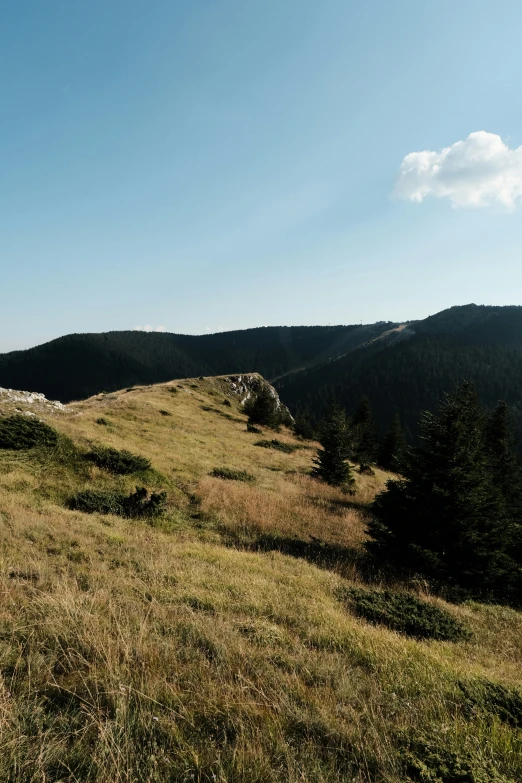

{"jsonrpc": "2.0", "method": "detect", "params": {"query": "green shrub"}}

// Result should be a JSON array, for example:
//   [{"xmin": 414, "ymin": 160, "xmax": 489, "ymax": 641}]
[
  {"xmin": 86, "ymin": 445, "xmax": 150, "ymax": 474},
  {"xmin": 343, "ymin": 587, "xmax": 470, "ymax": 641},
  {"xmin": 210, "ymin": 467, "xmax": 255, "ymax": 483},
  {"xmin": 398, "ymin": 732, "xmax": 512, "ymax": 782},
  {"xmin": 255, "ymin": 439, "xmax": 298, "ymax": 454},
  {"xmin": 247, "ymin": 423, "xmax": 262, "ymax": 434},
  {"xmin": 159, "ymin": 409, "xmax": 172, "ymax": 416},
  {"xmin": 458, "ymin": 678, "xmax": 522, "ymax": 728},
  {"xmin": 222, "ymin": 399, "xmax": 232, "ymax": 407},
  {"xmin": 0, "ymin": 415, "xmax": 59, "ymax": 450},
  {"xmin": 96, "ymin": 417, "xmax": 109, "ymax": 426},
  {"xmin": 69, "ymin": 486, "xmax": 167, "ymax": 519}
]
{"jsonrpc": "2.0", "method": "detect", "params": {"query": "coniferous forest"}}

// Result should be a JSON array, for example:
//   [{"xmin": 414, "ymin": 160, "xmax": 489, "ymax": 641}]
[{"xmin": 311, "ymin": 381, "xmax": 522, "ymax": 605}]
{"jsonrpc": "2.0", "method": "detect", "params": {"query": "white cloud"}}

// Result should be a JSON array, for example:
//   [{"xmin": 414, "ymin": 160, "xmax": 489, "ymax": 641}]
[
  {"xmin": 394, "ymin": 131, "xmax": 522, "ymax": 208},
  {"xmin": 134, "ymin": 324, "xmax": 167, "ymax": 333}
]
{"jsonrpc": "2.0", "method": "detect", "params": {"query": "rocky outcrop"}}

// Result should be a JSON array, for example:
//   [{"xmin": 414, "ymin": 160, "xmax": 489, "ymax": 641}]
[
  {"xmin": 0, "ymin": 387, "xmax": 67, "ymax": 416},
  {"xmin": 220, "ymin": 373, "xmax": 293, "ymax": 421}
]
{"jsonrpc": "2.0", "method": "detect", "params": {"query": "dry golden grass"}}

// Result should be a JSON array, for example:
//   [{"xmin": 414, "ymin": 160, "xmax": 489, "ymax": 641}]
[
  {"xmin": 199, "ymin": 472, "xmax": 367, "ymax": 548},
  {"xmin": 0, "ymin": 376, "xmax": 521, "ymax": 782}
]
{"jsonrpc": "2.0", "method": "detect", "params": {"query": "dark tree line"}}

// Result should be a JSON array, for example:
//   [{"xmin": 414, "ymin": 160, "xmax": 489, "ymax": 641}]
[
  {"xmin": 311, "ymin": 383, "xmax": 522, "ymax": 605},
  {"xmin": 368, "ymin": 383, "xmax": 522, "ymax": 604},
  {"xmin": 277, "ymin": 306, "xmax": 522, "ymax": 451},
  {"xmin": 307, "ymin": 397, "xmax": 407, "ymax": 487}
]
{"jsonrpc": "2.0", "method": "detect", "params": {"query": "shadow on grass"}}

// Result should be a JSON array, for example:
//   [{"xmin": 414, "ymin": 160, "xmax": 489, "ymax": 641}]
[
  {"xmin": 305, "ymin": 493, "xmax": 370, "ymax": 515},
  {"xmin": 222, "ymin": 530, "xmax": 384, "ymax": 582}
]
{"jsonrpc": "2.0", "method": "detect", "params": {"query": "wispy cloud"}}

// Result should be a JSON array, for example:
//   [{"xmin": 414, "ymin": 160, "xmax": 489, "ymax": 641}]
[
  {"xmin": 134, "ymin": 324, "xmax": 167, "ymax": 333},
  {"xmin": 394, "ymin": 131, "xmax": 522, "ymax": 208}
]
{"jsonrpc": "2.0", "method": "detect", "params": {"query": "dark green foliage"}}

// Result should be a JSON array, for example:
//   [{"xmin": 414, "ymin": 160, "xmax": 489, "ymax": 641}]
[
  {"xmin": 343, "ymin": 587, "xmax": 470, "ymax": 641},
  {"xmin": 210, "ymin": 467, "xmax": 255, "ymax": 482},
  {"xmin": 255, "ymin": 439, "xmax": 299, "ymax": 453},
  {"xmin": 96, "ymin": 417, "xmax": 109, "ymax": 426},
  {"xmin": 69, "ymin": 486, "xmax": 167, "ymax": 519},
  {"xmin": 276, "ymin": 305, "xmax": 522, "ymax": 450},
  {"xmin": 222, "ymin": 399, "xmax": 232, "ymax": 407},
  {"xmin": 484, "ymin": 402, "xmax": 522, "ymax": 559},
  {"xmin": 0, "ymin": 415, "xmax": 59, "ymax": 450},
  {"xmin": 244, "ymin": 385, "xmax": 284, "ymax": 429},
  {"xmin": 458, "ymin": 678, "xmax": 522, "ymax": 729},
  {"xmin": 378, "ymin": 413, "xmax": 407, "ymax": 472},
  {"xmin": 293, "ymin": 408, "xmax": 316, "ymax": 440},
  {"xmin": 246, "ymin": 422, "xmax": 262, "ymax": 434},
  {"xmin": 351, "ymin": 396, "xmax": 378, "ymax": 466},
  {"xmin": 312, "ymin": 407, "xmax": 355, "ymax": 488},
  {"xmin": 399, "ymin": 733, "xmax": 513, "ymax": 782},
  {"xmin": 86, "ymin": 445, "xmax": 151, "ymax": 475},
  {"xmin": 367, "ymin": 383, "xmax": 520, "ymax": 603},
  {"xmin": 0, "ymin": 324, "xmax": 393, "ymax": 403}
]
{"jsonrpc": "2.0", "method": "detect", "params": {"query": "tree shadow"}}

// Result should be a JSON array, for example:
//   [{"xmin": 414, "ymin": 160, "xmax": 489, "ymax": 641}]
[
  {"xmin": 305, "ymin": 494, "xmax": 371, "ymax": 515},
  {"xmin": 223, "ymin": 531, "xmax": 384, "ymax": 583}
]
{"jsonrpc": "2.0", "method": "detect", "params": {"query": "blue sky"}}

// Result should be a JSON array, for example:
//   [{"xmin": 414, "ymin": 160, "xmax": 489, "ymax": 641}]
[{"xmin": 2, "ymin": 0, "xmax": 522, "ymax": 351}]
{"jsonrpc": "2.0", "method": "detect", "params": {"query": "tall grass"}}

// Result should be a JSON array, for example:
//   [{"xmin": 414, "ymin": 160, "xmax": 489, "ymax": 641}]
[{"xmin": 0, "ymin": 377, "xmax": 521, "ymax": 781}]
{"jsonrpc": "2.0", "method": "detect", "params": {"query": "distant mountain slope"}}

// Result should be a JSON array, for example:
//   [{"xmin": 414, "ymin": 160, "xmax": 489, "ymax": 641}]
[
  {"xmin": 0, "ymin": 323, "xmax": 395, "ymax": 402},
  {"xmin": 275, "ymin": 304, "xmax": 522, "ymax": 440}
]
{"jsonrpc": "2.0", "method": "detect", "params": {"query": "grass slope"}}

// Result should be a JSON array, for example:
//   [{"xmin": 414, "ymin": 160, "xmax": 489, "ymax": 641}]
[{"xmin": 0, "ymin": 377, "xmax": 521, "ymax": 782}]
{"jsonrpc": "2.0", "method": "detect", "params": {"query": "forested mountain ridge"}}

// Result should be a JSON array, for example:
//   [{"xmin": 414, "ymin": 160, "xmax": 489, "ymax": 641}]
[
  {"xmin": 2, "ymin": 304, "xmax": 522, "ymax": 440},
  {"xmin": 0, "ymin": 322, "xmax": 396, "ymax": 403},
  {"xmin": 275, "ymin": 304, "xmax": 522, "ymax": 441}
]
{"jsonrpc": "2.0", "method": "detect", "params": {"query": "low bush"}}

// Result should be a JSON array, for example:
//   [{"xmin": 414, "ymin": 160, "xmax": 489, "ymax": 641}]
[
  {"xmin": 343, "ymin": 587, "xmax": 471, "ymax": 641},
  {"xmin": 96, "ymin": 417, "xmax": 109, "ymax": 426},
  {"xmin": 247, "ymin": 423, "xmax": 262, "ymax": 434},
  {"xmin": 0, "ymin": 415, "xmax": 59, "ymax": 450},
  {"xmin": 255, "ymin": 439, "xmax": 299, "ymax": 454},
  {"xmin": 210, "ymin": 467, "xmax": 255, "ymax": 483},
  {"xmin": 69, "ymin": 486, "xmax": 167, "ymax": 519},
  {"xmin": 398, "ymin": 733, "xmax": 511, "ymax": 783},
  {"xmin": 458, "ymin": 678, "xmax": 522, "ymax": 728},
  {"xmin": 222, "ymin": 399, "xmax": 232, "ymax": 407},
  {"xmin": 86, "ymin": 445, "xmax": 151, "ymax": 474},
  {"xmin": 159, "ymin": 409, "xmax": 172, "ymax": 416}
]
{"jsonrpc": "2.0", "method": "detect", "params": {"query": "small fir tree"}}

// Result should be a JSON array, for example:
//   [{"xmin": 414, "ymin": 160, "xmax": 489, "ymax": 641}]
[
  {"xmin": 352, "ymin": 396, "xmax": 378, "ymax": 467},
  {"xmin": 366, "ymin": 382, "xmax": 519, "ymax": 602},
  {"xmin": 378, "ymin": 413, "xmax": 407, "ymax": 472},
  {"xmin": 312, "ymin": 406, "xmax": 355, "ymax": 488},
  {"xmin": 244, "ymin": 385, "xmax": 282, "ymax": 429}
]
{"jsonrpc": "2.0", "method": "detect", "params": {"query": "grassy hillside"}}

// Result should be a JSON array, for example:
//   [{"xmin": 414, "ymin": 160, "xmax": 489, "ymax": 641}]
[
  {"xmin": 1, "ymin": 376, "xmax": 521, "ymax": 782},
  {"xmin": 0, "ymin": 323, "xmax": 395, "ymax": 403}
]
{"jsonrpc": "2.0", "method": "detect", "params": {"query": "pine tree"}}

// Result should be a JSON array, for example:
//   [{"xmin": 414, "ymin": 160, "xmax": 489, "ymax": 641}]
[
  {"xmin": 312, "ymin": 406, "xmax": 355, "ymax": 488},
  {"xmin": 378, "ymin": 413, "xmax": 407, "ymax": 472},
  {"xmin": 352, "ymin": 397, "xmax": 378, "ymax": 467},
  {"xmin": 244, "ymin": 385, "xmax": 282, "ymax": 429},
  {"xmin": 366, "ymin": 382, "xmax": 519, "ymax": 602},
  {"xmin": 484, "ymin": 401, "xmax": 522, "ymax": 512},
  {"xmin": 484, "ymin": 401, "xmax": 522, "ymax": 569}
]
